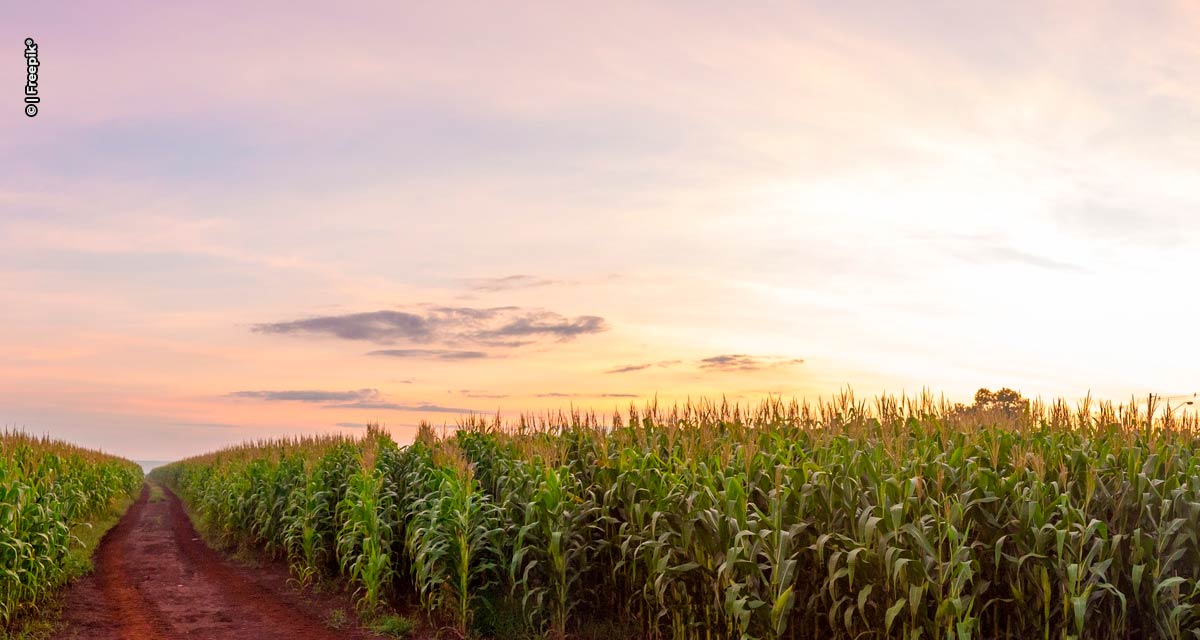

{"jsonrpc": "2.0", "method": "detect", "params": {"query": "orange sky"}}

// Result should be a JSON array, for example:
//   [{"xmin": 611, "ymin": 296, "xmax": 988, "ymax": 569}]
[{"xmin": 3, "ymin": 2, "xmax": 1200, "ymax": 459}]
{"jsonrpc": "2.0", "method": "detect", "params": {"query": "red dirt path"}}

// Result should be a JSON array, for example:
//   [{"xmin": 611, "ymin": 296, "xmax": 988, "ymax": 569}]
[{"xmin": 54, "ymin": 483, "xmax": 387, "ymax": 640}]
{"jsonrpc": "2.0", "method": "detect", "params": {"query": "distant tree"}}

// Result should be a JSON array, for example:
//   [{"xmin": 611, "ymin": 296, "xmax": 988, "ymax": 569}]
[{"xmin": 953, "ymin": 387, "xmax": 1030, "ymax": 420}]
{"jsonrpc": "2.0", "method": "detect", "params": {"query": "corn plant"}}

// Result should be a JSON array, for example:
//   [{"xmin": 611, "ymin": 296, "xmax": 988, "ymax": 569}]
[
  {"xmin": 151, "ymin": 392, "xmax": 1200, "ymax": 640},
  {"xmin": 407, "ymin": 458, "xmax": 503, "ymax": 636},
  {"xmin": 1, "ymin": 431, "xmax": 141, "ymax": 629},
  {"xmin": 337, "ymin": 458, "xmax": 397, "ymax": 612}
]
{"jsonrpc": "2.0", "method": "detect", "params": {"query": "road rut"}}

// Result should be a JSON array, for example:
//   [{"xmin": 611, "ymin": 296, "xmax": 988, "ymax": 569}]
[{"xmin": 55, "ymin": 483, "xmax": 382, "ymax": 640}]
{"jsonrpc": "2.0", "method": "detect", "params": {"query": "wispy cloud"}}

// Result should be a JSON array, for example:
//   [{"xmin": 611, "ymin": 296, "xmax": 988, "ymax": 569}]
[
  {"xmin": 604, "ymin": 360, "xmax": 682, "ymax": 374},
  {"xmin": 606, "ymin": 356, "xmax": 801, "ymax": 374},
  {"xmin": 228, "ymin": 389, "xmax": 380, "ymax": 402},
  {"xmin": 165, "ymin": 421, "xmax": 245, "ymax": 430},
  {"xmin": 253, "ymin": 305, "xmax": 607, "ymax": 348},
  {"xmin": 468, "ymin": 274, "xmax": 560, "ymax": 292},
  {"xmin": 458, "ymin": 389, "xmax": 509, "ymax": 399},
  {"xmin": 475, "ymin": 314, "xmax": 605, "ymax": 341},
  {"xmin": 606, "ymin": 363, "xmax": 651, "ymax": 373},
  {"xmin": 369, "ymin": 349, "xmax": 488, "ymax": 359},
  {"xmin": 948, "ymin": 235, "xmax": 1086, "ymax": 273},
  {"xmin": 975, "ymin": 246, "xmax": 1084, "ymax": 273},
  {"xmin": 230, "ymin": 389, "xmax": 474, "ymax": 414},
  {"xmin": 698, "ymin": 355, "xmax": 805, "ymax": 372},
  {"xmin": 1053, "ymin": 201, "xmax": 1183, "ymax": 249},
  {"xmin": 325, "ymin": 401, "xmax": 474, "ymax": 413},
  {"xmin": 535, "ymin": 392, "xmax": 639, "ymax": 398}
]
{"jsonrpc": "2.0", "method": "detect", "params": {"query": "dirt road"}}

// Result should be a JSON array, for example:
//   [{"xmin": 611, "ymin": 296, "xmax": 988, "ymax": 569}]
[{"xmin": 54, "ymin": 483, "xmax": 383, "ymax": 640}]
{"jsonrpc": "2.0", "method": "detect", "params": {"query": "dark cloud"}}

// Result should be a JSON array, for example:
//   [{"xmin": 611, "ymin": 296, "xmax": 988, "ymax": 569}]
[
  {"xmin": 369, "ymin": 349, "xmax": 488, "ymax": 359},
  {"xmin": 326, "ymin": 401, "xmax": 474, "ymax": 413},
  {"xmin": 228, "ymin": 389, "xmax": 379, "ymax": 402},
  {"xmin": 253, "ymin": 305, "xmax": 606, "ymax": 348},
  {"xmin": 698, "ymin": 355, "xmax": 805, "ymax": 372},
  {"xmin": 469, "ymin": 274, "xmax": 560, "ymax": 292},
  {"xmin": 475, "ymin": 314, "xmax": 606, "ymax": 341},
  {"xmin": 253, "ymin": 310, "xmax": 431, "ymax": 342}
]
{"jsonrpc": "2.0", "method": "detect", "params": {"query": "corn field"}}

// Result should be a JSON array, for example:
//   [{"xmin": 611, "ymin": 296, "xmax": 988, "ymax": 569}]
[
  {"xmin": 0, "ymin": 431, "xmax": 143, "ymax": 628},
  {"xmin": 152, "ymin": 393, "xmax": 1200, "ymax": 639}
]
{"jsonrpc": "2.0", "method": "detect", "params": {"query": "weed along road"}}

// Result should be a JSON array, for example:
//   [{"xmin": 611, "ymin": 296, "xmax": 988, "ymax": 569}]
[{"xmin": 54, "ymin": 483, "xmax": 384, "ymax": 640}]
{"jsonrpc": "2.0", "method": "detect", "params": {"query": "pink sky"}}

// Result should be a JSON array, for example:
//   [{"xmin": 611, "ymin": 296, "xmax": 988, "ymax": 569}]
[{"xmin": 3, "ymin": 2, "xmax": 1199, "ymax": 459}]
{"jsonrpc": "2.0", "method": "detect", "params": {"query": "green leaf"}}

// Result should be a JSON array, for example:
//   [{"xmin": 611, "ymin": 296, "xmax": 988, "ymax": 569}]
[{"xmin": 886, "ymin": 598, "xmax": 907, "ymax": 632}]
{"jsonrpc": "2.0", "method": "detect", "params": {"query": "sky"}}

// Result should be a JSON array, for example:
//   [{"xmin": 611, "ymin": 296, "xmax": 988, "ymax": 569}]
[{"xmin": 3, "ymin": 1, "xmax": 1199, "ymax": 460}]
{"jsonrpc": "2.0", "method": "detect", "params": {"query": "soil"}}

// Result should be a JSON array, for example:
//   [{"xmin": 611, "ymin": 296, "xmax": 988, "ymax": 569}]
[{"xmin": 53, "ymin": 483, "xmax": 393, "ymax": 640}]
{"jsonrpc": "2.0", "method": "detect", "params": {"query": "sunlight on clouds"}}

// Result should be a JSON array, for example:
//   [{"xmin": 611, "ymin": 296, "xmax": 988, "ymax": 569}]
[{"xmin": 2, "ymin": 2, "xmax": 1200, "ymax": 457}]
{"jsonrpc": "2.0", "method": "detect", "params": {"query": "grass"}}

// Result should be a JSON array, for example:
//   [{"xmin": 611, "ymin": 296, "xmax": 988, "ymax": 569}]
[
  {"xmin": 61, "ymin": 497, "xmax": 135, "ymax": 586},
  {"xmin": 325, "ymin": 608, "xmax": 348, "ymax": 630},
  {"xmin": 368, "ymin": 613, "xmax": 416, "ymax": 637}
]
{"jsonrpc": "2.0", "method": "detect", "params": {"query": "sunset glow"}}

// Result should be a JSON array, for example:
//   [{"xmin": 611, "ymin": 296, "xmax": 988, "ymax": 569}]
[{"xmin": 4, "ymin": 2, "xmax": 1199, "ymax": 459}]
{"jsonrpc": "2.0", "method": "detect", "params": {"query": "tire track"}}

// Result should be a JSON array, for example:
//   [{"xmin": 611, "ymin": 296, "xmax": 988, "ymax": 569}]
[
  {"xmin": 58, "ymin": 484, "xmax": 166, "ymax": 640},
  {"xmin": 55, "ymin": 483, "xmax": 384, "ymax": 640}
]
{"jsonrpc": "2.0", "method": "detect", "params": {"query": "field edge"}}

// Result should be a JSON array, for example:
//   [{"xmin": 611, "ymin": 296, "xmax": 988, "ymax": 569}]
[{"xmin": 0, "ymin": 490, "xmax": 140, "ymax": 640}]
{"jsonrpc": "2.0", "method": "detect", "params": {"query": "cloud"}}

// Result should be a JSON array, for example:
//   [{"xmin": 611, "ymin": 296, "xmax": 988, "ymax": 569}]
[
  {"xmin": 606, "ymin": 356, "xmax": 802, "ymax": 374},
  {"xmin": 535, "ymin": 392, "xmax": 639, "ymax": 398},
  {"xmin": 975, "ymin": 246, "xmax": 1084, "ymax": 273},
  {"xmin": 474, "ymin": 314, "xmax": 606, "ymax": 341},
  {"xmin": 458, "ymin": 389, "xmax": 509, "ymax": 399},
  {"xmin": 253, "ymin": 305, "xmax": 607, "ymax": 347},
  {"xmin": 253, "ymin": 310, "xmax": 431, "ymax": 342},
  {"xmin": 326, "ymin": 401, "xmax": 474, "ymax": 413},
  {"xmin": 165, "ymin": 421, "xmax": 244, "ymax": 430},
  {"xmin": 1052, "ymin": 201, "xmax": 1183, "ymax": 249},
  {"xmin": 228, "ymin": 389, "xmax": 380, "ymax": 402},
  {"xmin": 606, "ymin": 363, "xmax": 650, "ymax": 373},
  {"xmin": 468, "ymin": 274, "xmax": 560, "ymax": 292},
  {"xmin": 230, "ymin": 388, "xmax": 474, "ymax": 414},
  {"xmin": 604, "ymin": 359, "xmax": 681, "ymax": 374},
  {"xmin": 335, "ymin": 422, "xmax": 367, "ymax": 428},
  {"xmin": 946, "ymin": 235, "xmax": 1086, "ymax": 273},
  {"xmin": 369, "ymin": 349, "xmax": 488, "ymax": 359},
  {"xmin": 698, "ymin": 354, "xmax": 805, "ymax": 372}
]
